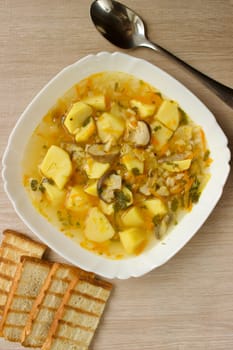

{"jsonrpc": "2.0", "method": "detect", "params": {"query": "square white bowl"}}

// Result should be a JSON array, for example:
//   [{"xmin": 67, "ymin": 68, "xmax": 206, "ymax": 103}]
[{"xmin": 2, "ymin": 52, "xmax": 231, "ymax": 279}]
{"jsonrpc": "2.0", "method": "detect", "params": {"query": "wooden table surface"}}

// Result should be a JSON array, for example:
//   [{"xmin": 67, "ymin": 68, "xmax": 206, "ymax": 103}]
[{"xmin": 0, "ymin": 1, "xmax": 233, "ymax": 349}]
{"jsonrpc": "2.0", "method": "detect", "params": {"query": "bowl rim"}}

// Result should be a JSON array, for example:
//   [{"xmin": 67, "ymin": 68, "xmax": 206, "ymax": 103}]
[{"xmin": 2, "ymin": 51, "xmax": 231, "ymax": 279}]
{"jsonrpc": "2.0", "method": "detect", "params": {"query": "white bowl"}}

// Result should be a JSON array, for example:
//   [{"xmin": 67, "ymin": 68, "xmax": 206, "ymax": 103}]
[{"xmin": 2, "ymin": 52, "xmax": 231, "ymax": 279}]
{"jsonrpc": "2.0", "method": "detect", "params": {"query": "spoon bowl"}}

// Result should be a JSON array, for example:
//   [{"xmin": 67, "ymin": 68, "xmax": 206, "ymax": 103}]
[
  {"xmin": 90, "ymin": 0, "xmax": 146, "ymax": 49},
  {"xmin": 91, "ymin": 0, "xmax": 233, "ymax": 108}
]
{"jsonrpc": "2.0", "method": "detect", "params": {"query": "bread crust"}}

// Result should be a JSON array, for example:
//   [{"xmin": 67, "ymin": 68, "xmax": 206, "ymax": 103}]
[
  {"xmin": 0, "ymin": 256, "xmax": 52, "ymax": 341},
  {"xmin": 3, "ymin": 229, "xmax": 47, "ymax": 255},
  {"xmin": 0, "ymin": 229, "xmax": 47, "ymax": 313}
]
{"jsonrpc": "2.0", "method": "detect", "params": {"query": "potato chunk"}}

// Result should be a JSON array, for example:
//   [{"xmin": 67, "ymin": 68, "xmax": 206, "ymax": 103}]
[
  {"xmin": 75, "ymin": 117, "xmax": 96, "ymax": 143},
  {"xmin": 119, "ymin": 228, "xmax": 146, "ymax": 254},
  {"xmin": 84, "ymin": 181, "xmax": 98, "ymax": 196},
  {"xmin": 64, "ymin": 101, "xmax": 93, "ymax": 134},
  {"xmin": 100, "ymin": 200, "xmax": 114, "ymax": 215},
  {"xmin": 161, "ymin": 159, "xmax": 192, "ymax": 172},
  {"xmin": 97, "ymin": 112, "xmax": 125, "ymax": 143},
  {"xmin": 143, "ymin": 199, "xmax": 167, "ymax": 216},
  {"xmin": 43, "ymin": 182, "xmax": 65, "ymax": 205},
  {"xmin": 66, "ymin": 186, "xmax": 90, "ymax": 212},
  {"xmin": 151, "ymin": 121, "xmax": 173, "ymax": 152},
  {"xmin": 121, "ymin": 154, "xmax": 144, "ymax": 174},
  {"xmin": 84, "ymin": 157, "xmax": 110, "ymax": 179},
  {"xmin": 40, "ymin": 145, "xmax": 72, "ymax": 189},
  {"xmin": 121, "ymin": 206, "xmax": 144, "ymax": 227},
  {"xmin": 155, "ymin": 100, "xmax": 180, "ymax": 131},
  {"xmin": 174, "ymin": 125, "xmax": 192, "ymax": 142},
  {"xmin": 130, "ymin": 99, "xmax": 156, "ymax": 118},
  {"xmin": 85, "ymin": 207, "xmax": 115, "ymax": 242},
  {"xmin": 83, "ymin": 95, "xmax": 106, "ymax": 111}
]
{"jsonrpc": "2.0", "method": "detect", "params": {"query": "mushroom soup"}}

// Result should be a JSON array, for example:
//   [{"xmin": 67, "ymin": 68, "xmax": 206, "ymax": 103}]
[{"xmin": 22, "ymin": 72, "xmax": 211, "ymax": 259}]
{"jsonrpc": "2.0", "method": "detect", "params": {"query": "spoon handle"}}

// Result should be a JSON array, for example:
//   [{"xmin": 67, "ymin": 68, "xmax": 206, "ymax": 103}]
[{"xmin": 143, "ymin": 40, "xmax": 233, "ymax": 109}]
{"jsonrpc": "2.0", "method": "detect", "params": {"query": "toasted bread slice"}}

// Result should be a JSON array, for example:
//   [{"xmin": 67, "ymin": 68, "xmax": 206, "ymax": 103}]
[
  {"xmin": 41, "ymin": 276, "xmax": 112, "ymax": 350},
  {"xmin": 0, "ymin": 256, "xmax": 52, "ymax": 342},
  {"xmin": 0, "ymin": 229, "xmax": 47, "ymax": 313},
  {"xmin": 22, "ymin": 262, "xmax": 94, "ymax": 348}
]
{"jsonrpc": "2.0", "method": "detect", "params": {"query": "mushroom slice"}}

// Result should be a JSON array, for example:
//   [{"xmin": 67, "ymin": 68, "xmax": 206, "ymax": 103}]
[
  {"xmin": 139, "ymin": 183, "xmax": 151, "ymax": 196},
  {"xmin": 97, "ymin": 171, "xmax": 122, "ymax": 203},
  {"xmin": 154, "ymin": 214, "xmax": 173, "ymax": 240},
  {"xmin": 127, "ymin": 121, "xmax": 151, "ymax": 147},
  {"xmin": 158, "ymin": 151, "xmax": 191, "ymax": 163},
  {"xmin": 87, "ymin": 144, "xmax": 120, "ymax": 163}
]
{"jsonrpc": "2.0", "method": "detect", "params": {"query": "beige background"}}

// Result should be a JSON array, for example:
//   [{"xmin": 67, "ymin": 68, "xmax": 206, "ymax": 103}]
[{"xmin": 0, "ymin": 0, "xmax": 233, "ymax": 349}]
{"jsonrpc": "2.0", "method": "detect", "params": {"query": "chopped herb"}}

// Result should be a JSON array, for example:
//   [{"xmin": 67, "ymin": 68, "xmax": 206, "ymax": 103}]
[
  {"xmin": 131, "ymin": 106, "xmax": 138, "ymax": 113},
  {"xmin": 38, "ymin": 183, "xmax": 46, "ymax": 193},
  {"xmin": 57, "ymin": 210, "xmax": 74, "ymax": 227},
  {"xmin": 42, "ymin": 145, "xmax": 48, "ymax": 150},
  {"xmin": 48, "ymin": 178, "xmax": 55, "ymax": 185},
  {"xmin": 125, "ymin": 182, "xmax": 132, "ymax": 191},
  {"xmin": 190, "ymin": 191, "xmax": 200, "ymax": 203},
  {"xmin": 191, "ymin": 177, "xmax": 200, "ymax": 191},
  {"xmin": 155, "ymin": 230, "xmax": 161, "ymax": 240},
  {"xmin": 30, "ymin": 179, "xmax": 38, "ymax": 191},
  {"xmin": 154, "ymin": 125, "xmax": 162, "ymax": 132},
  {"xmin": 203, "ymin": 150, "xmax": 210, "ymax": 161},
  {"xmin": 118, "ymin": 163, "xmax": 127, "ymax": 172},
  {"xmin": 152, "ymin": 215, "xmax": 162, "ymax": 226},
  {"xmin": 114, "ymin": 82, "xmax": 119, "ymax": 91},
  {"xmin": 132, "ymin": 167, "xmax": 140, "ymax": 176},
  {"xmin": 154, "ymin": 223, "xmax": 162, "ymax": 240},
  {"xmin": 178, "ymin": 107, "xmax": 189, "ymax": 125},
  {"xmin": 180, "ymin": 195, "xmax": 185, "ymax": 208},
  {"xmin": 57, "ymin": 210, "xmax": 64, "ymax": 222},
  {"xmin": 76, "ymin": 221, "xmax": 80, "ymax": 227},
  {"xmin": 171, "ymin": 198, "xmax": 179, "ymax": 212},
  {"xmin": 118, "ymin": 101, "xmax": 125, "ymax": 108},
  {"xmin": 165, "ymin": 161, "xmax": 179, "ymax": 169},
  {"xmin": 66, "ymin": 232, "xmax": 74, "ymax": 238},
  {"xmin": 82, "ymin": 116, "xmax": 91, "ymax": 127},
  {"xmin": 41, "ymin": 178, "xmax": 55, "ymax": 186},
  {"xmin": 113, "ymin": 191, "xmax": 130, "ymax": 212},
  {"xmin": 189, "ymin": 177, "xmax": 201, "ymax": 203},
  {"xmin": 156, "ymin": 92, "xmax": 162, "ymax": 98}
]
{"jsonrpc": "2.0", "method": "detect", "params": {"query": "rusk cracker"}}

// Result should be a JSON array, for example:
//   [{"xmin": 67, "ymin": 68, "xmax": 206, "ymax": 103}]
[
  {"xmin": 0, "ymin": 229, "xmax": 47, "ymax": 313},
  {"xmin": 22, "ymin": 262, "xmax": 94, "ymax": 348},
  {"xmin": 41, "ymin": 276, "xmax": 112, "ymax": 350},
  {"xmin": 0, "ymin": 256, "xmax": 52, "ymax": 342}
]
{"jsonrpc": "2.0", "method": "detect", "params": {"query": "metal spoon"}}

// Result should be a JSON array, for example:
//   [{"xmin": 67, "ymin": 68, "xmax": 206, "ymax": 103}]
[{"xmin": 90, "ymin": 0, "xmax": 233, "ymax": 109}]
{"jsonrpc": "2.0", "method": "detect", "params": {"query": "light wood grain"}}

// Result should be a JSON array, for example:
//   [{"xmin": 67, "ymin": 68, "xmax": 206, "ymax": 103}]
[{"xmin": 0, "ymin": 0, "xmax": 233, "ymax": 349}]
